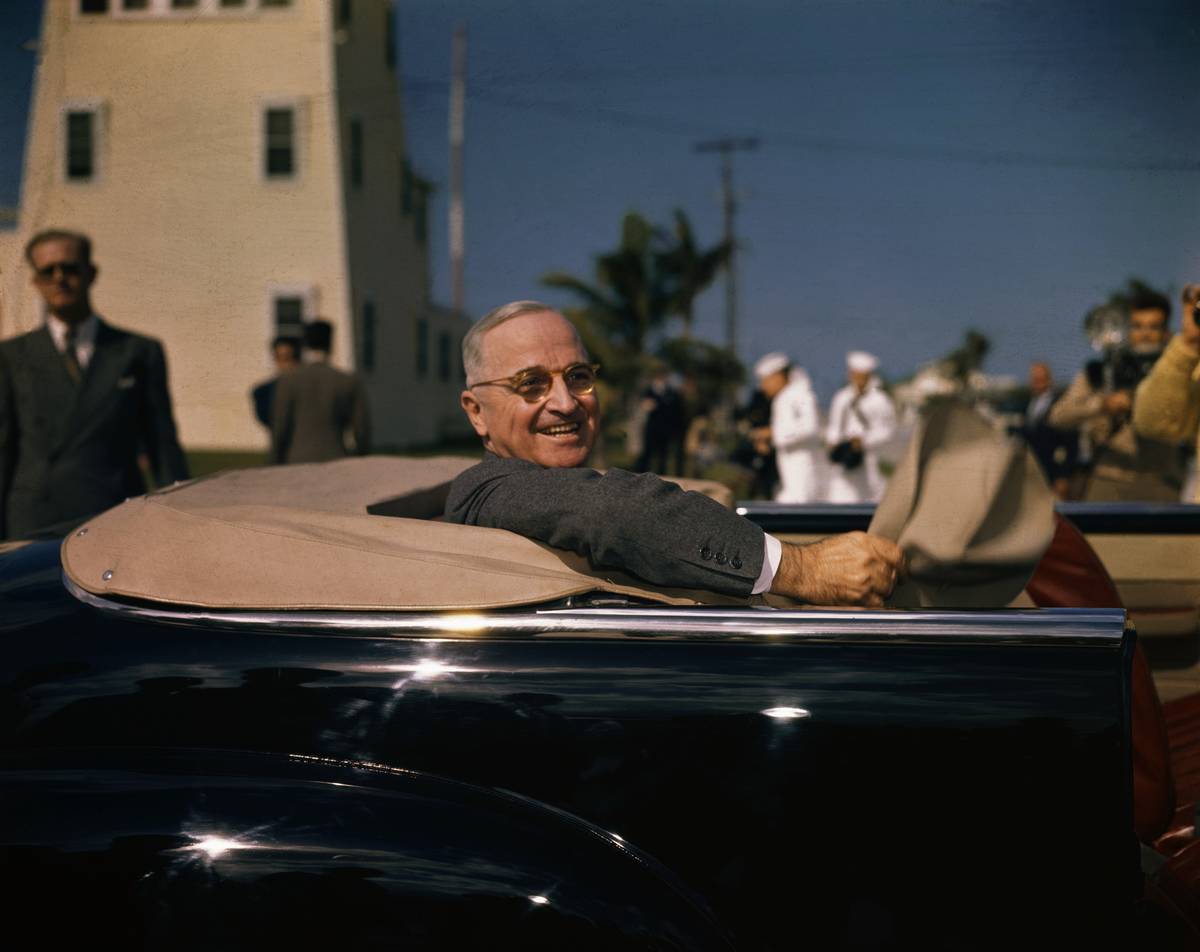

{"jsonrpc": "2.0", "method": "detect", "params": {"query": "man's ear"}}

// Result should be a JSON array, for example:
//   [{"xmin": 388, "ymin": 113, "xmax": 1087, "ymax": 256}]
[{"xmin": 460, "ymin": 390, "xmax": 488, "ymax": 440}]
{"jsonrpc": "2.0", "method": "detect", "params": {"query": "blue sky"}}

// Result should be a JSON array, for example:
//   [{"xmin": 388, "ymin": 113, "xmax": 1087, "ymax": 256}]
[{"xmin": 3, "ymin": 0, "xmax": 1198, "ymax": 398}]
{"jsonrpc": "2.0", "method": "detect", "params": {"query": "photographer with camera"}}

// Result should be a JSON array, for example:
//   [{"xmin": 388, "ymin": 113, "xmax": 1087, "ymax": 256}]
[
  {"xmin": 824, "ymin": 350, "xmax": 896, "ymax": 503},
  {"xmin": 1133, "ymin": 283, "xmax": 1200, "ymax": 502},
  {"xmin": 1048, "ymin": 282, "xmax": 1183, "ymax": 501}
]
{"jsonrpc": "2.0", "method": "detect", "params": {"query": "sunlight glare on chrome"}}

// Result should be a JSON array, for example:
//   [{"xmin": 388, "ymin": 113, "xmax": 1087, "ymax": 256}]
[
  {"xmin": 187, "ymin": 835, "xmax": 254, "ymax": 859},
  {"xmin": 412, "ymin": 658, "xmax": 450, "ymax": 680},
  {"xmin": 761, "ymin": 706, "xmax": 811, "ymax": 720},
  {"xmin": 438, "ymin": 613, "xmax": 488, "ymax": 633}
]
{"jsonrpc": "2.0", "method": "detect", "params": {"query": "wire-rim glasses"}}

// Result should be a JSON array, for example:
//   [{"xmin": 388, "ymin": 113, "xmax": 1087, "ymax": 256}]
[{"xmin": 469, "ymin": 362, "xmax": 600, "ymax": 403}]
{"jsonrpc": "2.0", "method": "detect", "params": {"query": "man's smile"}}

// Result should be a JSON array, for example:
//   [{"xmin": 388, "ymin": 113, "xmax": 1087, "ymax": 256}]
[{"xmin": 539, "ymin": 421, "xmax": 581, "ymax": 437}]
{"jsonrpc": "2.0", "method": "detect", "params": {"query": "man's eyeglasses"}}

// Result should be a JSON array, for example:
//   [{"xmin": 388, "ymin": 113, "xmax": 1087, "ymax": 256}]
[
  {"xmin": 469, "ymin": 362, "xmax": 600, "ymax": 403},
  {"xmin": 33, "ymin": 262, "xmax": 86, "ymax": 282}
]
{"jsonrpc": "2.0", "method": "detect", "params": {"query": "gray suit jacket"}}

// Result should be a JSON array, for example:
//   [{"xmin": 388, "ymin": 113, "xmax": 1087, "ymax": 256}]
[
  {"xmin": 0, "ymin": 320, "xmax": 189, "ymax": 539},
  {"xmin": 270, "ymin": 361, "xmax": 371, "ymax": 465},
  {"xmin": 444, "ymin": 453, "xmax": 764, "ymax": 596}
]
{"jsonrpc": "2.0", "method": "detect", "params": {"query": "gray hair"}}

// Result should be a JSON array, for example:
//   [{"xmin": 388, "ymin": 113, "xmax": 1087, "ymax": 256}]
[{"xmin": 462, "ymin": 300, "xmax": 582, "ymax": 383}]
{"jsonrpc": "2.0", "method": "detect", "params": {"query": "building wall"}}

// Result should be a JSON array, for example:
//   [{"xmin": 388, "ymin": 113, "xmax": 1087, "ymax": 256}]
[
  {"xmin": 334, "ymin": 0, "xmax": 469, "ymax": 447},
  {"xmin": 0, "ymin": 0, "xmax": 463, "ymax": 451}
]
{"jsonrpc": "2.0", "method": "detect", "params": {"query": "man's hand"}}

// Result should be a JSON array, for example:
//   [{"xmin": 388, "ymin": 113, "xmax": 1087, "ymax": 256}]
[
  {"xmin": 771, "ymin": 532, "xmax": 905, "ymax": 607},
  {"xmin": 1102, "ymin": 390, "xmax": 1132, "ymax": 416}
]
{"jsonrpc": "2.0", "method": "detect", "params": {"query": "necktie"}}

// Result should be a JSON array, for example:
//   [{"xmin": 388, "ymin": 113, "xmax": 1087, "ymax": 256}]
[{"xmin": 62, "ymin": 326, "xmax": 82, "ymax": 384}]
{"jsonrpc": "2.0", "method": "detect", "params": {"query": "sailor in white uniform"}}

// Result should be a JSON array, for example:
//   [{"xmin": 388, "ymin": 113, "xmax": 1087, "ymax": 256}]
[
  {"xmin": 753, "ymin": 352, "xmax": 823, "ymax": 503},
  {"xmin": 824, "ymin": 350, "xmax": 897, "ymax": 503}
]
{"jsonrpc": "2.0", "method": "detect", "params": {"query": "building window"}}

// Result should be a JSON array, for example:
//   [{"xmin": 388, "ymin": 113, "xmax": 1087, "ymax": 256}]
[
  {"xmin": 80, "ymin": 0, "xmax": 109, "ymax": 12},
  {"xmin": 122, "ymin": 0, "xmax": 149, "ymax": 10},
  {"xmin": 65, "ymin": 111, "xmax": 96, "ymax": 182},
  {"xmin": 171, "ymin": 0, "xmax": 199, "ymax": 8},
  {"xmin": 437, "ymin": 332, "xmax": 451, "ymax": 382},
  {"xmin": 337, "ymin": 0, "xmax": 352, "ymax": 27},
  {"xmin": 274, "ymin": 296, "xmax": 305, "ymax": 338},
  {"xmin": 386, "ymin": 7, "xmax": 397, "ymax": 69},
  {"xmin": 264, "ymin": 107, "xmax": 295, "ymax": 179},
  {"xmin": 361, "ymin": 300, "xmax": 376, "ymax": 373},
  {"xmin": 261, "ymin": 0, "xmax": 292, "ymax": 7},
  {"xmin": 349, "ymin": 119, "xmax": 364, "ymax": 189},
  {"xmin": 416, "ymin": 319, "xmax": 429, "ymax": 377},
  {"xmin": 219, "ymin": 0, "xmax": 247, "ymax": 7}
]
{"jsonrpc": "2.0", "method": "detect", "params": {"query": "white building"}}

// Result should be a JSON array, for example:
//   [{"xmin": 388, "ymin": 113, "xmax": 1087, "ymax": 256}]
[{"xmin": 0, "ymin": 0, "xmax": 469, "ymax": 451}]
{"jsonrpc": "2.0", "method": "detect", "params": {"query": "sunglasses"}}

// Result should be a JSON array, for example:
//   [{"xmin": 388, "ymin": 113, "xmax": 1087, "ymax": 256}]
[
  {"xmin": 470, "ymin": 362, "xmax": 600, "ymax": 403},
  {"xmin": 33, "ymin": 262, "xmax": 86, "ymax": 281}
]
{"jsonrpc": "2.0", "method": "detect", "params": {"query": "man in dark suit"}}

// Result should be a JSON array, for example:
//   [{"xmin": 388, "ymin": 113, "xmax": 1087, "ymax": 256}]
[
  {"xmin": 1019, "ymin": 361, "xmax": 1077, "ymax": 500},
  {"xmin": 445, "ymin": 300, "xmax": 903, "ymax": 606},
  {"xmin": 270, "ymin": 320, "xmax": 371, "ymax": 464},
  {"xmin": 250, "ymin": 335, "xmax": 301, "ymax": 430},
  {"xmin": 0, "ymin": 229, "xmax": 189, "ymax": 540}
]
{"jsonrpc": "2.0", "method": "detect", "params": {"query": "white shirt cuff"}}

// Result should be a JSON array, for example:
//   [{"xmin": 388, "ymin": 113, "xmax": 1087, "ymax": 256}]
[{"xmin": 752, "ymin": 533, "xmax": 783, "ymax": 595}]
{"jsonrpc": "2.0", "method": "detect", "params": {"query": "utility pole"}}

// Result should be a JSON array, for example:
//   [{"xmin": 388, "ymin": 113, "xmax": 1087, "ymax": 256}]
[
  {"xmin": 693, "ymin": 137, "xmax": 759, "ymax": 357},
  {"xmin": 449, "ymin": 23, "xmax": 467, "ymax": 314}
]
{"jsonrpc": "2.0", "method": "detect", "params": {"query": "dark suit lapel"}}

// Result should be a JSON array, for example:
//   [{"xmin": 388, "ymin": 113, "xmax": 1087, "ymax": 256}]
[
  {"xmin": 54, "ymin": 319, "xmax": 125, "ymax": 454},
  {"xmin": 28, "ymin": 327, "xmax": 83, "ymax": 451}
]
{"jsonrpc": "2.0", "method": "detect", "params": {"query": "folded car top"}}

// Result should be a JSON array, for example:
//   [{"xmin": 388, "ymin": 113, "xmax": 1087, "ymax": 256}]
[{"xmin": 61, "ymin": 456, "xmax": 743, "ymax": 612}]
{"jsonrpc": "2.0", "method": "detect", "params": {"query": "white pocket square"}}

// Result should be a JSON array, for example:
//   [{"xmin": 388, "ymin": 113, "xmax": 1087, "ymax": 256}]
[{"xmin": 116, "ymin": 375, "xmax": 137, "ymax": 390}]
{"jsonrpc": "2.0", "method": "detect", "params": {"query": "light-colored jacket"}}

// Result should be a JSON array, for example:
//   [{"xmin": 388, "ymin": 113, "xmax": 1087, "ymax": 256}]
[
  {"xmin": 270, "ymin": 360, "xmax": 371, "ymax": 465},
  {"xmin": 1133, "ymin": 335, "xmax": 1200, "ymax": 501},
  {"xmin": 770, "ymin": 368, "xmax": 822, "ymax": 503}
]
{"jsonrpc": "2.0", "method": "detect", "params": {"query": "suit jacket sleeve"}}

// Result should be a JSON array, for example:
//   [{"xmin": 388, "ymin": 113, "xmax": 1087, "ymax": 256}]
[
  {"xmin": 140, "ymin": 339, "xmax": 190, "ymax": 485},
  {"xmin": 444, "ymin": 456, "xmax": 764, "ymax": 596}
]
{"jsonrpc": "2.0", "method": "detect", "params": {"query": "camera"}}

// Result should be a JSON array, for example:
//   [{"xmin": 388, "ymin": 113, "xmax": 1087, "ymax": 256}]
[
  {"xmin": 1084, "ymin": 348, "xmax": 1159, "ymax": 393},
  {"xmin": 828, "ymin": 440, "xmax": 864, "ymax": 471}
]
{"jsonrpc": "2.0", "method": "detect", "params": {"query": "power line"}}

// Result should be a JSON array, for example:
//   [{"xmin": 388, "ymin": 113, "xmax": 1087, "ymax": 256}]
[{"xmin": 405, "ymin": 75, "xmax": 1200, "ymax": 173}]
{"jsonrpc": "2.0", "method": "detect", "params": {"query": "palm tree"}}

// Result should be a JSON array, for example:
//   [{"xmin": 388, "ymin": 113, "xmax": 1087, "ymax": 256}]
[
  {"xmin": 543, "ymin": 211, "xmax": 672, "ymax": 357},
  {"xmin": 656, "ymin": 210, "xmax": 732, "ymax": 339}
]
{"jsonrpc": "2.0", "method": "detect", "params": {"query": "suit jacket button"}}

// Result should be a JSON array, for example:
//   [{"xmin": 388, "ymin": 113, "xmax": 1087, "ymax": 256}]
[
  {"xmin": 700, "ymin": 546, "xmax": 712, "ymax": 560},
  {"xmin": 731, "ymin": 556, "xmax": 743, "ymax": 570},
  {"xmin": 715, "ymin": 552, "xmax": 727, "ymax": 565}
]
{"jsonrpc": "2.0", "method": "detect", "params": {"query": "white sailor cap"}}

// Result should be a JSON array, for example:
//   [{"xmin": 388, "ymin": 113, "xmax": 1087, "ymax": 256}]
[
  {"xmin": 753, "ymin": 351, "xmax": 790, "ymax": 379},
  {"xmin": 846, "ymin": 350, "xmax": 879, "ymax": 373}
]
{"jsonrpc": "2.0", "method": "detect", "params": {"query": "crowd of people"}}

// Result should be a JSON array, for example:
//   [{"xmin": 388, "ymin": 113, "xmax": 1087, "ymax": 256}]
[
  {"xmin": 636, "ymin": 348, "xmax": 900, "ymax": 504},
  {"xmin": 635, "ymin": 282, "xmax": 1200, "ymax": 506},
  {"xmin": 1016, "ymin": 283, "xmax": 1200, "ymax": 503}
]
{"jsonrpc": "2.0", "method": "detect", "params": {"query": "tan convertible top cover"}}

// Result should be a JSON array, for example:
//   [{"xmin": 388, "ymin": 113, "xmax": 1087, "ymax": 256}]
[{"xmin": 62, "ymin": 456, "xmax": 745, "ymax": 611}]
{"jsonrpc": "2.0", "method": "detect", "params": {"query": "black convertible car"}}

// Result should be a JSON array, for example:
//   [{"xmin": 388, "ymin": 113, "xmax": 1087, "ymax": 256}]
[{"xmin": 1, "ymin": 457, "xmax": 1196, "ymax": 949}]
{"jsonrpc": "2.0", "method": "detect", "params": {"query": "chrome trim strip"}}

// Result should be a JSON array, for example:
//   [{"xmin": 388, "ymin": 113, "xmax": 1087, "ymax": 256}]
[{"xmin": 65, "ymin": 575, "xmax": 1126, "ymax": 647}]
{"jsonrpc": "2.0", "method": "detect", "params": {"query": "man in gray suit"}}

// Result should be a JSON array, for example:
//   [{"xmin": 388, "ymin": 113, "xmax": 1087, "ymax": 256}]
[
  {"xmin": 0, "ymin": 229, "xmax": 189, "ymax": 540},
  {"xmin": 446, "ymin": 301, "xmax": 903, "ymax": 606},
  {"xmin": 270, "ymin": 319, "xmax": 371, "ymax": 464}
]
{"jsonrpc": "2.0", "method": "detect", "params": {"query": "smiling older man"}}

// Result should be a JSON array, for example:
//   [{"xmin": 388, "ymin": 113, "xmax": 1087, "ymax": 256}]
[{"xmin": 446, "ymin": 300, "xmax": 903, "ymax": 606}]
